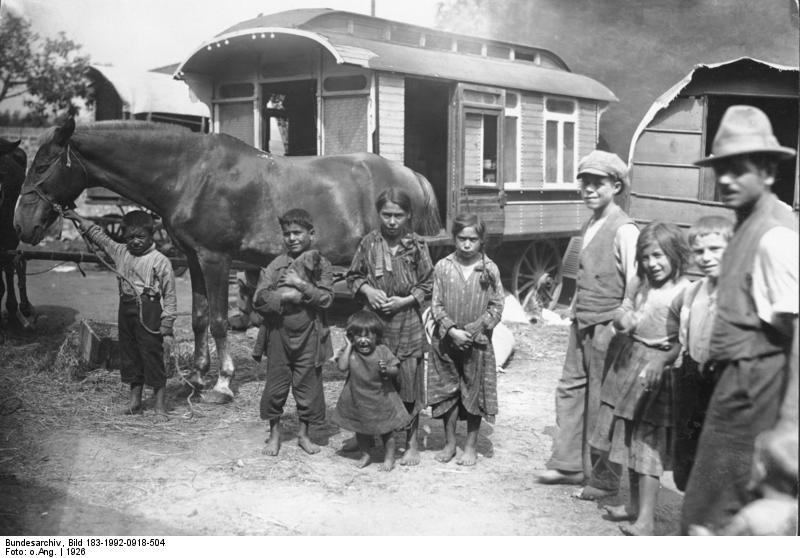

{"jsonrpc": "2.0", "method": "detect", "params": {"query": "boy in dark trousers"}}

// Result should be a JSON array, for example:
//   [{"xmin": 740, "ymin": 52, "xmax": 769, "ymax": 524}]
[
  {"xmin": 254, "ymin": 209, "xmax": 334, "ymax": 456},
  {"xmin": 65, "ymin": 210, "xmax": 177, "ymax": 421},
  {"xmin": 537, "ymin": 150, "xmax": 639, "ymax": 500},
  {"xmin": 681, "ymin": 105, "xmax": 798, "ymax": 534}
]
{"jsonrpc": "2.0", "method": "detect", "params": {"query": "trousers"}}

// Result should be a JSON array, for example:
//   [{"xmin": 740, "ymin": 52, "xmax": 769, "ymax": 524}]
[{"xmin": 546, "ymin": 321, "xmax": 621, "ymax": 490}]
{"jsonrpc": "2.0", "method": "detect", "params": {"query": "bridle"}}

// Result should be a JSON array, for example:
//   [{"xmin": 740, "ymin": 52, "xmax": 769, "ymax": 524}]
[{"xmin": 19, "ymin": 143, "xmax": 88, "ymax": 216}]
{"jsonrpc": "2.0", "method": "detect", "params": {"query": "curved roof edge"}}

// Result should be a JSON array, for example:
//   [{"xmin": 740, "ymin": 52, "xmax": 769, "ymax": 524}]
[
  {"xmin": 627, "ymin": 57, "xmax": 798, "ymax": 164},
  {"xmin": 175, "ymin": 28, "xmax": 616, "ymax": 104},
  {"xmin": 175, "ymin": 27, "xmax": 343, "ymax": 76}
]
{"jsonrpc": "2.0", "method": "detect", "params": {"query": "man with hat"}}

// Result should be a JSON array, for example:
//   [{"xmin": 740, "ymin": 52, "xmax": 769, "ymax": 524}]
[
  {"xmin": 681, "ymin": 105, "xmax": 798, "ymax": 534},
  {"xmin": 537, "ymin": 150, "xmax": 638, "ymax": 500}
]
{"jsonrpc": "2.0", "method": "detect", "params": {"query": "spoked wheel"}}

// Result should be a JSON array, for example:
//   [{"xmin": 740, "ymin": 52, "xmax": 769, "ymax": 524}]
[
  {"xmin": 511, "ymin": 240, "xmax": 563, "ymax": 311},
  {"xmin": 100, "ymin": 214, "xmax": 124, "ymax": 242}
]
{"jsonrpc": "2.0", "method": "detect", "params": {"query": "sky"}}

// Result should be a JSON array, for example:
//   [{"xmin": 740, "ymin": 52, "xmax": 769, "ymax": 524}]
[{"xmin": 4, "ymin": 0, "xmax": 441, "ymax": 73}]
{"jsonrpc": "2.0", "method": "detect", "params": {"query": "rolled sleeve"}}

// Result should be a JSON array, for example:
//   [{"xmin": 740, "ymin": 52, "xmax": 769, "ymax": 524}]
[
  {"xmin": 345, "ymin": 240, "xmax": 370, "ymax": 296},
  {"xmin": 753, "ymin": 227, "xmax": 799, "ymax": 333}
]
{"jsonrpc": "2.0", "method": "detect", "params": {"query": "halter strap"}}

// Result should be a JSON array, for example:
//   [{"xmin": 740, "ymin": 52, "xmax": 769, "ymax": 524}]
[{"xmin": 19, "ymin": 143, "xmax": 87, "ymax": 214}]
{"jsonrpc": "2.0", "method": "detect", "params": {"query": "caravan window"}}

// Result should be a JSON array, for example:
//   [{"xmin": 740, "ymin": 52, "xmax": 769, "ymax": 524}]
[{"xmin": 543, "ymin": 97, "xmax": 577, "ymax": 187}]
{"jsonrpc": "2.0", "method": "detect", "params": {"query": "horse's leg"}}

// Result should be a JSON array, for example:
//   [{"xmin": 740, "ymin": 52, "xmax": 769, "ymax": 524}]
[
  {"xmin": 196, "ymin": 252, "xmax": 235, "ymax": 404},
  {"xmin": 15, "ymin": 255, "xmax": 33, "ymax": 318},
  {"xmin": 185, "ymin": 250, "xmax": 210, "ymax": 388},
  {"xmin": 0, "ymin": 263, "xmax": 6, "ymax": 339},
  {"xmin": 2, "ymin": 262, "xmax": 19, "ymax": 324}
]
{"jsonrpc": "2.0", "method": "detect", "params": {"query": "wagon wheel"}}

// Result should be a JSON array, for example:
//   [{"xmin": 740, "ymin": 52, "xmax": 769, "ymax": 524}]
[
  {"xmin": 511, "ymin": 240, "xmax": 563, "ymax": 312},
  {"xmin": 100, "ymin": 214, "xmax": 124, "ymax": 242}
]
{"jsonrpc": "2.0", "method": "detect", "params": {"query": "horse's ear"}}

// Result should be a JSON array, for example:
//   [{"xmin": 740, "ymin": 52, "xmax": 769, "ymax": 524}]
[{"xmin": 54, "ymin": 116, "xmax": 76, "ymax": 146}]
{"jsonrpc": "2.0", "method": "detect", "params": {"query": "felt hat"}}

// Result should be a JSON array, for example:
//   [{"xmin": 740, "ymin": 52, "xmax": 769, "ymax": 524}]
[
  {"xmin": 577, "ymin": 150, "xmax": 629, "ymax": 188},
  {"xmin": 695, "ymin": 105, "xmax": 796, "ymax": 166}
]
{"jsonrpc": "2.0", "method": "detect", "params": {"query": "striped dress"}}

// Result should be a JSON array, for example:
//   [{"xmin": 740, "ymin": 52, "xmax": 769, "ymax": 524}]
[
  {"xmin": 590, "ymin": 275, "xmax": 688, "ymax": 476},
  {"xmin": 427, "ymin": 253, "xmax": 504, "ymax": 420},
  {"xmin": 346, "ymin": 230, "xmax": 433, "ymax": 412}
]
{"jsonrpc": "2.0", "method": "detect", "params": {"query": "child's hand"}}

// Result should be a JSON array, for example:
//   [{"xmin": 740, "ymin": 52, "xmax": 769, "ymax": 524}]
[
  {"xmin": 361, "ymin": 285, "xmax": 389, "ymax": 312},
  {"xmin": 615, "ymin": 312, "xmax": 639, "ymax": 334},
  {"xmin": 62, "ymin": 209, "xmax": 89, "ymax": 229},
  {"xmin": 638, "ymin": 361, "xmax": 664, "ymax": 392},
  {"xmin": 279, "ymin": 287, "xmax": 303, "ymax": 304},
  {"xmin": 448, "ymin": 327, "xmax": 472, "ymax": 351},
  {"xmin": 280, "ymin": 268, "xmax": 307, "ymax": 290},
  {"xmin": 379, "ymin": 295, "xmax": 411, "ymax": 315}
]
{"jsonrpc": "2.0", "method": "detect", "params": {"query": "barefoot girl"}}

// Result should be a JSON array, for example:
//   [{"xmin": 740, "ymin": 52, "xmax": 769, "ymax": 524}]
[
  {"xmin": 427, "ymin": 213, "xmax": 504, "ymax": 466},
  {"xmin": 331, "ymin": 310, "xmax": 411, "ymax": 471},
  {"xmin": 590, "ymin": 222, "xmax": 690, "ymax": 535},
  {"xmin": 346, "ymin": 188, "xmax": 433, "ymax": 465}
]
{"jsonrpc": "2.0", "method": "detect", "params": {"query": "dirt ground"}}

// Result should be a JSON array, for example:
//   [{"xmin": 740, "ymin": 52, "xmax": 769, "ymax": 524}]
[{"xmin": 0, "ymin": 256, "xmax": 685, "ymax": 536}]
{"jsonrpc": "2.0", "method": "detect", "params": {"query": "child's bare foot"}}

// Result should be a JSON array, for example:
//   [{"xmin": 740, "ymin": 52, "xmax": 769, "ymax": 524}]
[
  {"xmin": 457, "ymin": 446, "xmax": 478, "ymax": 466},
  {"xmin": 298, "ymin": 436, "xmax": 320, "ymax": 455},
  {"xmin": 355, "ymin": 452, "xmax": 372, "ymax": 468},
  {"xmin": 434, "ymin": 443, "xmax": 457, "ymax": 463},
  {"xmin": 603, "ymin": 504, "xmax": 637, "ymax": 522},
  {"xmin": 619, "ymin": 521, "xmax": 654, "ymax": 536},
  {"xmin": 379, "ymin": 454, "xmax": 396, "ymax": 472},
  {"xmin": 399, "ymin": 447, "xmax": 420, "ymax": 466},
  {"xmin": 263, "ymin": 433, "xmax": 281, "ymax": 456}
]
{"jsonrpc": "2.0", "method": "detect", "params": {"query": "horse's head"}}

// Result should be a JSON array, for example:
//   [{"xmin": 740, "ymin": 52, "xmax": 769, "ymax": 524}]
[{"xmin": 14, "ymin": 117, "xmax": 88, "ymax": 245}]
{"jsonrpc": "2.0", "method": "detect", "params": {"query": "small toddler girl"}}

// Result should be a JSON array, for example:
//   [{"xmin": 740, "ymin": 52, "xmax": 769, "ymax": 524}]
[{"xmin": 331, "ymin": 310, "xmax": 411, "ymax": 471}]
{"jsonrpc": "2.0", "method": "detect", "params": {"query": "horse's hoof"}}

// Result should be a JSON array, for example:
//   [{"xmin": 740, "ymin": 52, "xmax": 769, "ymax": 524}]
[{"xmin": 201, "ymin": 389, "xmax": 234, "ymax": 405}]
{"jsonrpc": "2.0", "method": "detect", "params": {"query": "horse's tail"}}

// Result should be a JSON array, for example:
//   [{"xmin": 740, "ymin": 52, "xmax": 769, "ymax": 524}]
[{"xmin": 413, "ymin": 171, "xmax": 442, "ymax": 236}]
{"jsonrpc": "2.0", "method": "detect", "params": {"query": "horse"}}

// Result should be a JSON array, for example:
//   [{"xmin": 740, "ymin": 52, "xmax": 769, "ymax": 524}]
[
  {"xmin": 0, "ymin": 138, "xmax": 33, "ymax": 339},
  {"xmin": 14, "ymin": 117, "xmax": 442, "ymax": 403}
]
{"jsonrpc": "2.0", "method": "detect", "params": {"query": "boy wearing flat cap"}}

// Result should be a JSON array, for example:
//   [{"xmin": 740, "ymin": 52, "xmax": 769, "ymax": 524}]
[
  {"xmin": 537, "ymin": 150, "xmax": 638, "ymax": 500},
  {"xmin": 681, "ymin": 105, "xmax": 798, "ymax": 534}
]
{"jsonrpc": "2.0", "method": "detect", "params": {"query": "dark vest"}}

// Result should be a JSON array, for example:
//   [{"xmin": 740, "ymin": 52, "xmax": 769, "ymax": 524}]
[
  {"xmin": 574, "ymin": 205, "xmax": 635, "ymax": 330},
  {"xmin": 709, "ymin": 193, "xmax": 797, "ymax": 361}
]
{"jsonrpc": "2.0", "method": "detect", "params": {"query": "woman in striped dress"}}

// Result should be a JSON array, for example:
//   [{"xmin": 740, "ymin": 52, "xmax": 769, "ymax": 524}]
[
  {"xmin": 346, "ymin": 188, "xmax": 434, "ymax": 466},
  {"xmin": 427, "ymin": 214, "xmax": 504, "ymax": 466}
]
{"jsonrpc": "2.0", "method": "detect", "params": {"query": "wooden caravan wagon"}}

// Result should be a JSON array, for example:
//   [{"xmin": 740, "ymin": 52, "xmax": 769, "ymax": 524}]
[
  {"xmin": 83, "ymin": 65, "xmax": 212, "ymax": 247},
  {"xmin": 175, "ymin": 8, "xmax": 618, "ymax": 309},
  {"xmin": 628, "ymin": 57, "xmax": 799, "ymax": 228}
]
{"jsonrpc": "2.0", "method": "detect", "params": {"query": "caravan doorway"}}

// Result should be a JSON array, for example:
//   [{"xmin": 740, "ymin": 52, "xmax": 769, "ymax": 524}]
[
  {"xmin": 261, "ymin": 80, "xmax": 317, "ymax": 156},
  {"xmin": 404, "ymin": 78, "xmax": 450, "ymax": 225}
]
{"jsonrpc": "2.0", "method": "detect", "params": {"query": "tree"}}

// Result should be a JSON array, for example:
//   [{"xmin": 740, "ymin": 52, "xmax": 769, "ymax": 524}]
[{"xmin": 0, "ymin": 10, "xmax": 91, "ymax": 119}]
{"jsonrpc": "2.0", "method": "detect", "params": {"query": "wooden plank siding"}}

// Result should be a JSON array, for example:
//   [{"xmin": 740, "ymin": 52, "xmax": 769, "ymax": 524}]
[
  {"xmin": 503, "ymin": 201, "xmax": 588, "ymax": 237},
  {"xmin": 519, "ymin": 93, "xmax": 543, "ymax": 187},
  {"xmin": 577, "ymin": 101, "xmax": 598, "ymax": 164},
  {"xmin": 630, "ymin": 97, "xmax": 707, "ymax": 206},
  {"xmin": 458, "ymin": 190, "xmax": 505, "ymax": 235},
  {"xmin": 629, "ymin": 195, "xmax": 733, "ymax": 228},
  {"xmin": 377, "ymin": 74, "xmax": 404, "ymax": 162}
]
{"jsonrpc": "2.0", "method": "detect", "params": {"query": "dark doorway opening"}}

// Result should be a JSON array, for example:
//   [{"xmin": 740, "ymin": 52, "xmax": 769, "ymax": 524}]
[
  {"xmin": 404, "ymin": 78, "xmax": 450, "ymax": 225},
  {"xmin": 706, "ymin": 95, "xmax": 798, "ymax": 206},
  {"xmin": 261, "ymin": 80, "xmax": 317, "ymax": 156}
]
